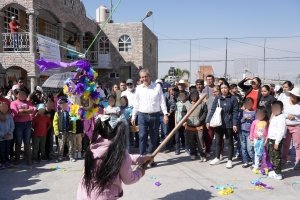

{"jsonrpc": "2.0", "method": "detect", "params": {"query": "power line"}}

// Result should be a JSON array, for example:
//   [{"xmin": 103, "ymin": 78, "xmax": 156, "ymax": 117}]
[{"xmin": 228, "ymin": 38, "xmax": 300, "ymax": 55}]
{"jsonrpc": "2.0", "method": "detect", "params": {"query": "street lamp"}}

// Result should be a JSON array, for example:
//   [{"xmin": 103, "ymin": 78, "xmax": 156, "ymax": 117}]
[{"xmin": 140, "ymin": 11, "xmax": 153, "ymax": 22}]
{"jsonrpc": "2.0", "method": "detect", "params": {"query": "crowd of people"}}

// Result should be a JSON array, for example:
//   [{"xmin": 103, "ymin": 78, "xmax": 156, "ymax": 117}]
[{"xmin": 0, "ymin": 73, "xmax": 299, "ymax": 183}]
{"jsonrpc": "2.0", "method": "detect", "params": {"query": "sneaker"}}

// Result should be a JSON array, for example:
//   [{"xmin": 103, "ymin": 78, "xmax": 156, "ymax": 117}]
[
  {"xmin": 273, "ymin": 173, "xmax": 283, "ymax": 180},
  {"xmin": 200, "ymin": 157, "xmax": 207, "ymax": 162},
  {"xmin": 293, "ymin": 162, "xmax": 300, "ymax": 170},
  {"xmin": 226, "ymin": 160, "xmax": 233, "ymax": 169},
  {"xmin": 57, "ymin": 157, "xmax": 63, "ymax": 162},
  {"xmin": 175, "ymin": 150, "xmax": 180, "ymax": 155},
  {"xmin": 77, "ymin": 152, "xmax": 82, "ymax": 159},
  {"xmin": 190, "ymin": 155, "xmax": 196, "ymax": 160},
  {"xmin": 268, "ymin": 170, "xmax": 276, "ymax": 178},
  {"xmin": 210, "ymin": 158, "xmax": 221, "ymax": 165},
  {"xmin": 242, "ymin": 163, "xmax": 250, "ymax": 168},
  {"xmin": 70, "ymin": 158, "xmax": 76, "ymax": 162},
  {"xmin": 220, "ymin": 154, "xmax": 223, "ymax": 161}
]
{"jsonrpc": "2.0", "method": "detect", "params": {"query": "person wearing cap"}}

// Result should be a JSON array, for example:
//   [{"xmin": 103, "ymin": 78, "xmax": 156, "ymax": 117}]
[
  {"xmin": 53, "ymin": 97, "xmax": 76, "ymax": 162},
  {"xmin": 10, "ymin": 87, "xmax": 35, "ymax": 165},
  {"xmin": 32, "ymin": 104, "xmax": 51, "ymax": 163},
  {"xmin": 177, "ymin": 79, "xmax": 189, "ymax": 101},
  {"xmin": 121, "ymin": 79, "xmax": 136, "ymax": 107},
  {"xmin": 0, "ymin": 103, "xmax": 14, "ymax": 169},
  {"xmin": 9, "ymin": 16, "xmax": 20, "ymax": 50},
  {"xmin": 274, "ymin": 85, "xmax": 283, "ymax": 99},
  {"xmin": 131, "ymin": 69, "xmax": 168, "ymax": 166},
  {"xmin": 281, "ymin": 87, "xmax": 300, "ymax": 170}
]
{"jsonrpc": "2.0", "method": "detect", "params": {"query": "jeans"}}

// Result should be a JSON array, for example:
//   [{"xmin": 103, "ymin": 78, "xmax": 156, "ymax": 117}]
[
  {"xmin": 14, "ymin": 121, "xmax": 32, "ymax": 145},
  {"xmin": 12, "ymin": 33, "xmax": 19, "ymax": 50},
  {"xmin": 138, "ymin": 112, "xmax": 160, "ymax": 155},
  {"xmin": 215, "ymin": 128, "xmax": 234, "ymax": 160},
  {"xmin": 240, "ymin": 130, "xmax": 254, "ymax": 163},
  {"xmin": 32, "ymin": 136, "xmax": 46, "ymax": 160},
  {"xmin": 45, "ymin": 128, "xmax": 54, "ymax": 158},
  {"xmin": 0, "ymin": 140, "xmax": 12, "ymax": 164},
  {"xmin": 159, "ymin": 115, "xmax": 167, "ymax": 140},
  {"xmin": 282, "ymin": 125, "xmax": 300, "ymax": 163}
]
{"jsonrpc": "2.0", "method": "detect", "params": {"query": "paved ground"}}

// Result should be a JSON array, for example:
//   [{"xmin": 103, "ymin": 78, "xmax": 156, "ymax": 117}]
[{"xmin": 0, "ymin": 150, "xmax": 299, "ymax": 200}]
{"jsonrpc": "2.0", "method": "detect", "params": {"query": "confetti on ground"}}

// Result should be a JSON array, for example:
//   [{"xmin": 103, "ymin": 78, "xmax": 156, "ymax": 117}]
[
  {"xmin": 250, "ymin": 179, "xmax": 274, "ymax": 190},
  {"xmin": 155, "ymin": 181, "xmax": 162, "ymax": 187},
  {"xmin": 50, "ymin": 166, "xmax": 67, "ymax": 171},
  {"xmin": 214, "ymin": 184, "xmax": 236, "ymax": 196}
]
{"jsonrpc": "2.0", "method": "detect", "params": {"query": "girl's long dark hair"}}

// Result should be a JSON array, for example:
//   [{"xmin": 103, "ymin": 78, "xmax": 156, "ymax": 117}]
[{"xmin": 83, "ymin": 119, "xmax": 126, "ymax": 197}]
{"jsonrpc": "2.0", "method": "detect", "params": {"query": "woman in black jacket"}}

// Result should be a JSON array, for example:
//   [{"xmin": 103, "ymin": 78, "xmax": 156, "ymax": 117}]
[
  {"xmin": 206, "ymin": 82, "xmax": 239, "ymax": 169},
  {"xmin": 238, "ymin": 77, "xmax": 262, "ymax": 110}
]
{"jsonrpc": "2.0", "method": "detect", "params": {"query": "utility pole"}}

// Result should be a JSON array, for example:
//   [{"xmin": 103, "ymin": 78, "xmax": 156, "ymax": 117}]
[
  {"xmin": 189, "ymin": 39, "xmax": 192, "ymax": 83},
  {"xmin": 224, "ymin": 37, "xmax": 228, "ymax": 79},
  {"xmin": 110, "ymin": 0, "xmax": 113, "ymax": 22},
  {"xmin": 263, "ymin": 38, "xmax": 266, "ymax": 82}
]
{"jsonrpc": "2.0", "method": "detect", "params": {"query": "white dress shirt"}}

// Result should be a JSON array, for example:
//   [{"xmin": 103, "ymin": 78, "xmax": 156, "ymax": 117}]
[
  {"xmin": 132, "ymin": 82, "xmax": 168, "ymax": 120},
  {"xmin": 121, "ymin": 89, "xmax": 136, "ymax": 107}
]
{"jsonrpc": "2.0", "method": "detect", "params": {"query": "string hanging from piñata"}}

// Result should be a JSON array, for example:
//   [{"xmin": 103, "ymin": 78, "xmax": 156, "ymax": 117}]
[{"xmin": 36, "ymin": 59, "xmax": 102, "ymax": 120}]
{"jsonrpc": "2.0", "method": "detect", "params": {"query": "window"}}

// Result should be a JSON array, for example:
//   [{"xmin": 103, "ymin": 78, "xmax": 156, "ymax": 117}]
[
  {"xmin": 118, "ymin": 35, "xmax": 132, "ymax": 52},
  {"xmin": 4, "ymin": 7, "xmax": 19, "ymax": 33},
  {"xmin": 99, "ymin": 36, "xmax": 109, "ymax": 54},
  {"xmin": 43, "ymin": 21, "xmax": 58, "ymax": 39},
  {"xmin": 4, "ymin": 6, "xmax": 29, "ymax": 33}
]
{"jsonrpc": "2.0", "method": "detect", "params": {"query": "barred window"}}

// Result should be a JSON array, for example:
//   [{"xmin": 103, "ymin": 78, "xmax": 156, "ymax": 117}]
[
  {"xmin": 118, "ymin": 35, "xmax": 132, "ymax": 52},
  {"xmin": 99, "ymin": 36, "xmax": 109, "ymax": 54}
]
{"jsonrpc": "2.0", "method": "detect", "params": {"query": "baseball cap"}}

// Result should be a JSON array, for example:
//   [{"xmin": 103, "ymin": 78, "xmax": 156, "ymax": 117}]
[{"xmin": 126, "ymin": 79, "xmax": 133, "ymax": 84}]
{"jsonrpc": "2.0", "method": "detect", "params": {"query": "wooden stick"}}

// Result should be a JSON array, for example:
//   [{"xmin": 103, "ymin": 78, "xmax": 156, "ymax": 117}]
[{"xmin": 141, "ymin": 94, "xmax": 207, "ymax": 168}]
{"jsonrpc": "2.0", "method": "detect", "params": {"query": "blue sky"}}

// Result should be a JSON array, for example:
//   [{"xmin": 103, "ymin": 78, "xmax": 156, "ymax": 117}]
[{"xmin": 82, "ymin": 0, "xmax": 300, "ymax": 83}]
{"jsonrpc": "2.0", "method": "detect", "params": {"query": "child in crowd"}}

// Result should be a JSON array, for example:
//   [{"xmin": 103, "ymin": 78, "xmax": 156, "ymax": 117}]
[
  {"xmin": 267, "ymin": 101, "xmax": 287, "ymax": 180},
  {"xmin": 240, "ymin": 97, "xmax": 256, "ymax": 168},
  {"xmin": 74, "ymin": 119, "xmax": 84, "ymax": 159},
  {"xmin": 104, "ymin": 95, "xmax": 121, "ymax": 127},
  {"xmin": 0, "ymin": 103, "xmax": 14, "ymax": 169},
  {"xmin": 53, "ymin": 97, "xmax": 76, "ymax": 162},
  {"xmin": 120, "ymin": 96, "xmax": 132, "ymax": 150},
  {"xmin": 259, "ymin": 85, "xmax": 276, "ymax": 118},
  {"xmin": 250, "ymin": 107, "xmax": 269, "ymax": 173},
  {"xmin": 184, "ymin": 91, "xmax": 208, "ymax": 161},
  {"xmin": 175, "ymin": 91, "xmax": 188, "ymax": 155},
  {"xmin": 45, "ymin": 95, "xmax": 56, "ymax": 160},
  {"xmin": 32, "ymin": 104, "xmax": 51, "ymax": 163},
  {"xmin": 77, "ymin": 116, "xmax": 152, "ymax": 199}
]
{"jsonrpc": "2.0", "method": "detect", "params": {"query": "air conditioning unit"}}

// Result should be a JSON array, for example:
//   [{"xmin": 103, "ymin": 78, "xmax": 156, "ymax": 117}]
[{"xmin": 109, "ymin": 72, "xmax": 119, "ymax": 79}]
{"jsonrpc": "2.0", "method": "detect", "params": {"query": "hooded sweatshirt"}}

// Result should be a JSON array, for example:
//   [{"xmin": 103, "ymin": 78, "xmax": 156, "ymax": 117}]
[{"xmin": 77, "ymin": 136, "xmax": 143, "ymax": 200}]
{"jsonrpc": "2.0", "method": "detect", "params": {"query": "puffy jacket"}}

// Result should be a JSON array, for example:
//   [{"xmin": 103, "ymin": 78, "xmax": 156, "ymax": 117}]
[
  {"xmin": 53, "ymin": 111, "xmax": 76, "ymax": 135},
  {"xmin": 206, "ymin": 94, "xmax": 239, "ymax": 128}
]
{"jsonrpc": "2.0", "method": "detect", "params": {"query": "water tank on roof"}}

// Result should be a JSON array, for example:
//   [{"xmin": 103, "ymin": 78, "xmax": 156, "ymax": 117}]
[{"xmin": 96, "ymin": 6, "xmax": 110, "ymax": 24}]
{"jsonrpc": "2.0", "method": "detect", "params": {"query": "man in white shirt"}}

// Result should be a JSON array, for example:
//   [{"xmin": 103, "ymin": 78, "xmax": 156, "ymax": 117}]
[
  {"xmin": 132, "ymin": 69, "xmax": 168, "ymax": 162},
  {"xmin": 121, "ymin": 79, "xmax": 135, "ymax": 107}
]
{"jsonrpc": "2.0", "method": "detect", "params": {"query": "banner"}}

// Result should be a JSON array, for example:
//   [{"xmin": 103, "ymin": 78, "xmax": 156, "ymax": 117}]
[{"xmin": 37, "ymin": 34, "xmax": 61, "ymax": 62}]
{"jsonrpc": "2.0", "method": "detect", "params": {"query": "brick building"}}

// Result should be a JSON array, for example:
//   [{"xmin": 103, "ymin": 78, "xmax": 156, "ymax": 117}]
[
  {"xmin": 0, "ymin": 0, "xmax": 158, "ymax": 92},
  {"xmin": 198, "ymin": 65, "xmax": 214, "ymax": 80}
]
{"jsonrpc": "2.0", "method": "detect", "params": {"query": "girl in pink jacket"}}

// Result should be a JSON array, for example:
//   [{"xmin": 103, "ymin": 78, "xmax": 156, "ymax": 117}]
[
  {"xmin": 250, "ymin": 107, "xmax": 269, "ymax": 174},
  {"xmin": 77, "ymin": 115, "xmax": 152, "ymax": 200}
]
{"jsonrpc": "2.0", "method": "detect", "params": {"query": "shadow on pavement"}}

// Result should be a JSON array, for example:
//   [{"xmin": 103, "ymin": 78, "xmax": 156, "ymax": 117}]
[
  {"xmin": 158, "ymin": 189, "xmax": 214, "ymax": 200},
  {"xmin": 0, "ymin": 165, "xmax": 53, "ymax": 200}
]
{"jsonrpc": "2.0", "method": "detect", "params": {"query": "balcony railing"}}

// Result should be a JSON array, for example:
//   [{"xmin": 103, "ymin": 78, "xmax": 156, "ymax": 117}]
[{"xmin": 2, "ymin": 32, "xmax": 30, "ymax": 52}]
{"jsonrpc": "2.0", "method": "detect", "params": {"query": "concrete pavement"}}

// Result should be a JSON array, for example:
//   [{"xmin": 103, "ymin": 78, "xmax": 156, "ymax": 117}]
[{"xmin": 0, "ymin": 152, "xmax": 299, "ymax": 200}]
